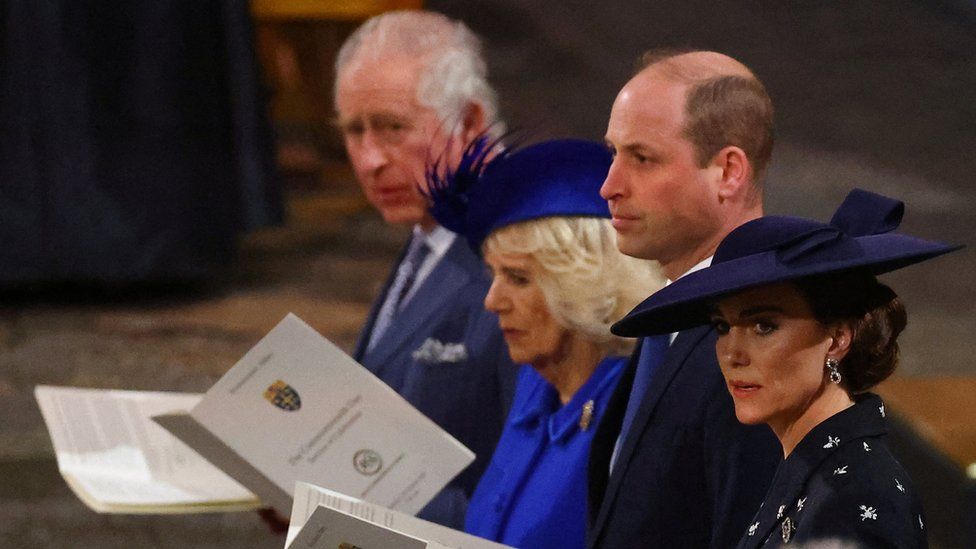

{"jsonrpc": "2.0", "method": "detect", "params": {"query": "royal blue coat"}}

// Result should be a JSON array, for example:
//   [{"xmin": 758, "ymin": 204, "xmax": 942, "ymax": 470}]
[{"xmin": 467, "ymin": 357, "xmax": 626, "ymax": 549}]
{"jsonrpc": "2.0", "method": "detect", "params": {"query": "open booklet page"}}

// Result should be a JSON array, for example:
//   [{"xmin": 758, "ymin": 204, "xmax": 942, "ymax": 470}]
[
  {"xmin": 185, "ymin": 313, "xmax": 475, "ymax": 516},
  {"xmin": 34, "ymin": 385, "xmax": 258, "ymax": 513},
  {"xmin": 289, "ymin": 506, "xmax": 430, "ymax": 549},
  {"xmin": 286, "ymin": 482, "xmax": 512, "ymax": 549}
]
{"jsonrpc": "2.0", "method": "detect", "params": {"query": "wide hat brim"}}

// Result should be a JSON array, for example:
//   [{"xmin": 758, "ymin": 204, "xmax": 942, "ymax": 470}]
[{"xmin": 613, "ymin": 216, "xmax": 961, "ymax": 337}]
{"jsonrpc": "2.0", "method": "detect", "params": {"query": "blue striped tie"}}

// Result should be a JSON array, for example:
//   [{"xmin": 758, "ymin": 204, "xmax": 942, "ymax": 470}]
[{"xmin": 367, "ymin": 237, "xmax": 431, "ymax": 352}]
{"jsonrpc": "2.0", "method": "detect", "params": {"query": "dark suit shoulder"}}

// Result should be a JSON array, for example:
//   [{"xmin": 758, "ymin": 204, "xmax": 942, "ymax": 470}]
[{"xmin": 588, "ymin": 329, "xmax": 780, "ymax": 549}]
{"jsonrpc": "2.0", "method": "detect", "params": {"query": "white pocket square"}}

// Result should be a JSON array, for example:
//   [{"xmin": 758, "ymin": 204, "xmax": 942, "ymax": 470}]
[{"xmin": 412, "ymin": 338, "xmax": 468, "ymax": 364}]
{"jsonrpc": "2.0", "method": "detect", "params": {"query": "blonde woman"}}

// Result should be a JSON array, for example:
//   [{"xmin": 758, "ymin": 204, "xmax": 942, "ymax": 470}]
[{"xmin": 426, "ymin": 138, "xmax": 664, "ymax": 548}]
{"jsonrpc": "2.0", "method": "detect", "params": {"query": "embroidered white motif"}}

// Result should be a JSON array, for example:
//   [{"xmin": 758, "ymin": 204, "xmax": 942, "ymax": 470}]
[
  {"xmin": 859, "ymin": 505, "xmax": 878, "ymax": 521},
  {"xmin": 748, "ymin": 522, "xmax": 759, "ymax": 536},
  {"xmin": 863, "ymin": 442, "xmax": 871, "ymax": 452},
  {"xmin": 895, "ymin": 478, "xmax": 905, "ymax": 492},
  {"xmin": 796, "ymin": 497, "xmax": 807, "ymax": 512},
  {"xmin": 833, "ymin": 465, "xmax": 849, "ymax": 475},
  {"xmin": 918, "ymin": 515, "xmax": 924, "ymax": 530},
  {"xmin": 781, "ymin": 517, "xmax": 795, "ymax": 543},
  {"xmin": 879, "ymin": 403, "xmax": 886, "ymax": 417},
  {"xmin": 411, "ymin": 338, "xmax": 468, "ymax": 363},
  {"xmin": 777, "ymin": 504, "xmax": 786, "ymax": 519},
  {"xmin": 823, "ymin": 435, "xmax": 840, "ymax": 449}
]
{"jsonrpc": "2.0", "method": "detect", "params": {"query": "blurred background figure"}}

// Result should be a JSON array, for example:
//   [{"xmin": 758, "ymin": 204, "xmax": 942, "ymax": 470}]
[
  {"xmin": 0, "ymin": 0, "xmax": 282, "ymax": 284},
  {"xmin": 426, "ymin": 137, "xmax": 665, "ymax": 549}
]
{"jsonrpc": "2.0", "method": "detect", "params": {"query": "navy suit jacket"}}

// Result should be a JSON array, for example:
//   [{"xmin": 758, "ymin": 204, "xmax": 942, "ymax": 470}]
[
  {"xmin": 355, "ymin": 234, "xmax": 515, "ymax": 528},
  {"xmin": 587, "ymin": 327, "xmax": 781, "ymax": 548}
]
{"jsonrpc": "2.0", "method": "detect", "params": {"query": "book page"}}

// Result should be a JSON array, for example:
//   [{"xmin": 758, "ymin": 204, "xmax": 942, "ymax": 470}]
[
  {"xmin": 35, "ymin": 385, "xmax": 257, "ymax": 510},
  {"xmin": 288, "ymin": 506, "xmax": 429, "ymax": 549},
  {"xmin": 286, "ymin": 482, "xmax": 512, "ymax": 549},
  {"xmin": 190, "ymin": 314, "xmax": 474, "ymax": 516}
]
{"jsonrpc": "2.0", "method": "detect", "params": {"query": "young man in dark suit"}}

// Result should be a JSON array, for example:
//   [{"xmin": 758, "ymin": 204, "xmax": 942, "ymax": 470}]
[
  {"xmin": 588, "ymin": 50, "xmax": 782, "ymax": 548},
  {"xmin": 334, "ymin": 11, "xmax": 514, "ymax": 529}
]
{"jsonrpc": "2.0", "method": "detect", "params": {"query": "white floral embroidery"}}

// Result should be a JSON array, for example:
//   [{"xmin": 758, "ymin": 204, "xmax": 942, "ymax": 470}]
[
  {"xmin": 833, "ymin": 465, "xmax": 849, "ymax": 475},
  {"xmin": 895, "ymin": 478, "xmax": 905, "ymax": 492},
  {"xmin": 863, "ymin": 442, "xmax": 871, "ymax": 452},
  {"xmin": 781, "ymin": 517, "xmax": 795, "ymax": 543},
  {"xmin": 748, "ymin": 522, "xmax": 759, "ymax": 536},
  {"xmin": 879, "ymin": 403, "xmax": 886, "ymax": 417},
  {"xmin": 796, "ymin": 497, "xmax": 807, "ymax": 512},
  {"xmin": 859, "ymin": 505, "xmax": 878, "ymax": 521},
  {"xmin": 824, "ymin": 435, "xmax": 841, "ymax": 449},
  {"xmin": 777, "ymin": 504, "xmax": 786, "ymax": 519},
  {"xmin": 918, "ymin": 515, "xmax": 924, "ymax": 530}
]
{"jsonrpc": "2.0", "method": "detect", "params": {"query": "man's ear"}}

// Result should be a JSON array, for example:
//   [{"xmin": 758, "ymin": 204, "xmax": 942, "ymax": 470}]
[
  {"xmin": 711, "ymin": 145, "xmax": 752, "ymax": 203},
  {"xmin": 826, "ymin": 323, "xmax": 853, "ymax": 363},
  {"xmin": 457, "ymin": 102, "xmax": 487, "ymax": 144}
]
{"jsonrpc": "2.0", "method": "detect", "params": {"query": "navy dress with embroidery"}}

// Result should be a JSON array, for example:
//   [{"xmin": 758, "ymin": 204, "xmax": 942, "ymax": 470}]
[
  {"xmin": 737, "ymin": 394, "xmax": 927, "ymax": 548},
  {"xmin": 465, "ymin": 356, "xmax": 626, "ymax": 549}
]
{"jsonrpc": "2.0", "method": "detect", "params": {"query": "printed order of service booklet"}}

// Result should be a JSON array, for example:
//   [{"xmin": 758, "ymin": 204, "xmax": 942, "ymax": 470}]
[
  {"xmin": 35, "ymin": 314, "xmax": 475, "ymax": 515},
  {"xmin": 286, "ymin": 482, "xmax": 513, "ymax": 549}
]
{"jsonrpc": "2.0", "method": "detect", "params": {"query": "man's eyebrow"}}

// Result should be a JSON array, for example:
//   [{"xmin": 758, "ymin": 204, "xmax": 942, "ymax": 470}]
[{"xmin": 618, "ymin": 142, "xmax": 655, "ymax": 155}]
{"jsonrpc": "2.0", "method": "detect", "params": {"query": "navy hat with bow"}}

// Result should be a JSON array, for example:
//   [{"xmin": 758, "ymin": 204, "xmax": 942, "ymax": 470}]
[
  {"xmin": 612, "ymin": 188, "xmax": 962, "ymax": 337},
  {"xmin": 424, "ymin": 135, "xmax": 612, "ymax": 252}
]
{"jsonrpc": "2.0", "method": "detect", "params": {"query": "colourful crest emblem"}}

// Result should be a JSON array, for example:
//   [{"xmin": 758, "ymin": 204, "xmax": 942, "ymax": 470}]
[{"xmin": 263, "ymin": 380, "xmax": 301, "ymax": 411}]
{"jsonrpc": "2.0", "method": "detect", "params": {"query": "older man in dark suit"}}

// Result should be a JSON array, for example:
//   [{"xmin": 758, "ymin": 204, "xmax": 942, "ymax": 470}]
[
  {"xmin": 588, "ymin": 50, "xmax": 782, "ymax": 548},
  {"xmin": 334, "ymin": 11, "xmax": 514, "ymax": 529}
]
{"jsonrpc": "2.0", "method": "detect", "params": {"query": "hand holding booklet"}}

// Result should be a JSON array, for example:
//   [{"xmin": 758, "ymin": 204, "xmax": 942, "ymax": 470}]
[
  {"xmin": 36, "ymin": 314, "xmax": 475, "ymax": 515},
  {"xmin": 286, "ymin": 482, "xmax": 513, "ymax": 549}
]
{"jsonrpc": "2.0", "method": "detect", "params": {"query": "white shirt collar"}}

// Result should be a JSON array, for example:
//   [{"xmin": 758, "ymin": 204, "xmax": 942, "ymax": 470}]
[
  {"xmin": 413, "ymin": 224, "xmax": 455, "ymax": 260},
  {"xmin": 668, "ymin": 255, "xmax": 714, "ymax": 285},
  {"xmin": 666, "ymin": 255, "xmax": 713, "ymax": 344}
]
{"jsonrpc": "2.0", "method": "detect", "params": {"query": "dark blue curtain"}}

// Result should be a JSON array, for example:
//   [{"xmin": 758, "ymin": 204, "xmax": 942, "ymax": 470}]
[{"xmin": 0, "ymin": 0, "xmax": 282, "ymax": 282}]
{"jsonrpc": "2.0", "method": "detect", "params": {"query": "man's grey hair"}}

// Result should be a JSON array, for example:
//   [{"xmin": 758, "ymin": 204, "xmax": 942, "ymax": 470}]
[{"xmin": 335, "ymin": 10, "xmax": 500, "ymax": 134}]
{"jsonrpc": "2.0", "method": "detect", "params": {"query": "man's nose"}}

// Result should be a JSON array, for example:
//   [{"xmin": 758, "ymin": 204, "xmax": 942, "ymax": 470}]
[
  {"xmin": 600, "ymin": 160, "xmax": 624, "ymax": 201},
  {"xmin": 357, "ymin": 130, "xmax": 389, "ymax": 172}
]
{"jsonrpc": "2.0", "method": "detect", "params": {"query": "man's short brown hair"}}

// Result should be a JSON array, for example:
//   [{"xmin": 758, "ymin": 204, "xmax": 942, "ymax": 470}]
[{"xmin": 637, "ymin": 49, "xmax": 775, "ymax": 185}]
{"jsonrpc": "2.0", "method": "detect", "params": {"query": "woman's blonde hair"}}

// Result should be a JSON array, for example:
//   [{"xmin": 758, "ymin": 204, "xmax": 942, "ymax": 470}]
[{"xmin": 483, "ymin": 216, "xmax": 665, "ymax": 355}]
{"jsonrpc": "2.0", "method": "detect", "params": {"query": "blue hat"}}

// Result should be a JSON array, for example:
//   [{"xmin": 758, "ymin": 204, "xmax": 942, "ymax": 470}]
[
  {"xmin": 424, "ymin": 136, "xmax": 612, "ymax": 252},
  {"xmin": 612, "ymin": 188, "xmax": 962, "ymax": 337}
]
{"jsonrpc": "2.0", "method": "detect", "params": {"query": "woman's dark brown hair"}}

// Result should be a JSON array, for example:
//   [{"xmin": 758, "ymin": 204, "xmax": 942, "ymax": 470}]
[{"xmin": 794, "ymin": 272, "xmax": 907, "ymax": 394}]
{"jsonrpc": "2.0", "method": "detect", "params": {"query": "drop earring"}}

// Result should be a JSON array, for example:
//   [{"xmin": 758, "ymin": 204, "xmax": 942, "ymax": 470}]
[{"xmin": 825, "ymin": 358, "xmax": 842, "ymax": 384}]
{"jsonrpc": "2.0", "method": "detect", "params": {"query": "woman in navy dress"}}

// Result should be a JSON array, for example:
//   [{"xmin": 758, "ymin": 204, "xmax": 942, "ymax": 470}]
[
  {"xmin": 425, "ymin": 137, "xmax": 665, "ymax": 548},
  {"xmin": 611, "ymin": 189, "xmax": 959, "ymax": 548}
]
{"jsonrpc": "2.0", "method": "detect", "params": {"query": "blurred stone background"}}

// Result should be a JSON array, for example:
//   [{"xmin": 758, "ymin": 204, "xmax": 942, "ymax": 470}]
[{"xmin": 1, "ymin": 0, "xmax": 974, "ymax": 547}]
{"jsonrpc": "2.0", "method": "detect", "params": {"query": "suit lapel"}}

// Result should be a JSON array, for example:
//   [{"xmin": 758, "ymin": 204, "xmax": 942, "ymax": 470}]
[
  {"xmin": 359, "ymin": 237, "xmax": 475, "ymax": 376},
  {"xmin": 589, "ymin": 325, "xmax": 713, "ymax": 541},
  {"xmin": 587, "ymin": 343, "xmax": 639, "ymax": 523}
]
